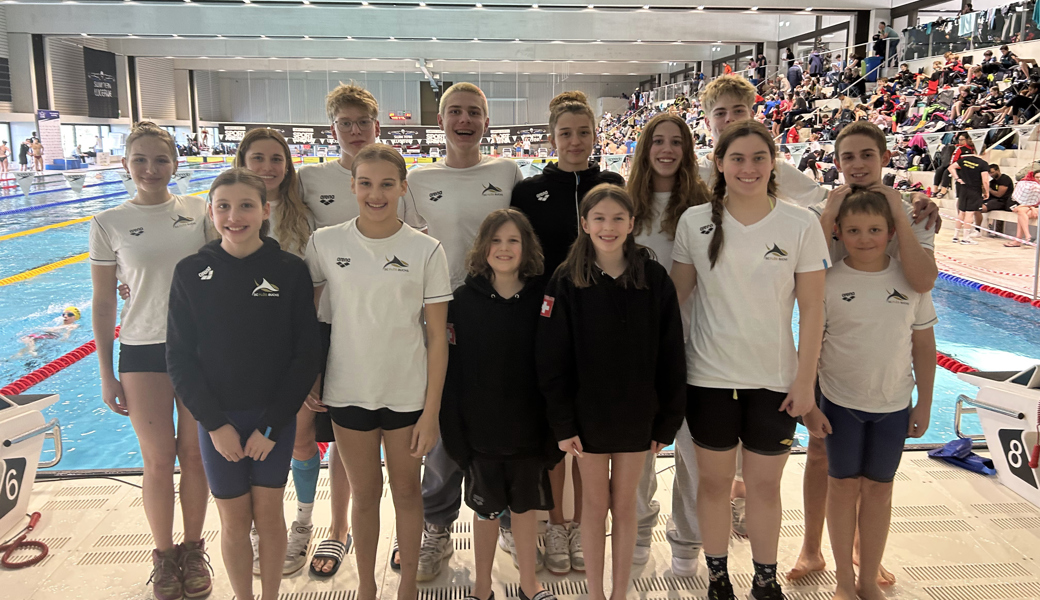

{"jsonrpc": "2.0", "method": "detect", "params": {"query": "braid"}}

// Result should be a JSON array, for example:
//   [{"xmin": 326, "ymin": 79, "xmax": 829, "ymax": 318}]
[{"xmin": 708, "ymin": 164, "xmax": 727, "ymax": 269}]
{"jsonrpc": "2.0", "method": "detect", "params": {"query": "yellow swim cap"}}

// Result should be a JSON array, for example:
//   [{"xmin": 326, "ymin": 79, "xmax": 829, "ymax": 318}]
[{"xmin": 64, "ymin": 306, "xmax": 81, "ymax": 320}]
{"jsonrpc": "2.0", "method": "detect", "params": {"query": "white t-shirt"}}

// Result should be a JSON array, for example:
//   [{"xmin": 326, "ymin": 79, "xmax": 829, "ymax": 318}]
[
  {"xmin": 819, "ymin": 258, "xmax": 938, "ymax": 413},
  {"xmin": 401, "ymin": 156, "xmax": 524, "ymax": 290},
  {"xmin": 305, "ymin": 218, "xmax": 453, "ymax": 411},
  {"xmin": 807, "ymin": 194, "xmax": 935, "ymax": 266},
  {"xmin": 671, "ymin": 201, "xmax": 831, "ymax": 392},
  {"xmin": 298, "ymin": 160, "xmax": 359, "ymax": 229},
  {"xmin": 697, "ymin": 154, "xmax": 829, "ymax": 208},
  {"xmin": 635, "ymin": 191, "xmax": 677, "ymax": 272},
  {"xmin": 89, "ymin": 195, "xmax": 209, "ymax": 345}
]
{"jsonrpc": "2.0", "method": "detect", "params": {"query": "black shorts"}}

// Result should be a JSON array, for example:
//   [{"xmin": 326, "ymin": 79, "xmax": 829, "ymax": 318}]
[
  {"xmin": 464, "ymin": 457, "xmax": 554, "ymax": 518},
  {"xmin": 686, "ymin": 385, "xmax": 797, "ymax": 456},
  {"xmin": 984, "ymin": 195, "xmax": 1016, "ymax": 212},
  {"xmin": 957, "ymin": 188, "xmax": 985, "ymax": 212},
  {"xmin": 313, "ymin": 322, "xmax": 334, "ymax": 443},
  {"xmin": 119, "ymin": 343, "xmax": 167, "ymax": 373},
  {"xmin": 327, "ymin": 405, "xmax": 424, "ymax": 432}
]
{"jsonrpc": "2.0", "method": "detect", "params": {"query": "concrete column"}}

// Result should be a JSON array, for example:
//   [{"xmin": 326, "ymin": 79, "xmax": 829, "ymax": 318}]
[
  {"xmin": 115, "ymin": 54, "xmax": 131, "ymax": 120},
  {"xmin": 8, "ymin": 32, "xmax": 37, "ymax": 114}
]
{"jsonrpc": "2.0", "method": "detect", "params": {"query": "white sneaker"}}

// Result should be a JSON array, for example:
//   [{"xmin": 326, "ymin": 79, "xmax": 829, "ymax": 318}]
[
  {"xmin": 250, "ymin": 526, "xmax": 260, "ymax": 576},
  {"xmin": 498, "ymin": 527, "xmax": 544, "ymax": 571},
  {"xmin": 633, "ymin": 545, "xmax": 651, "ymax": 565},
  {"xmin": 568, "ymin": 522, "xmax": 585, "ymax": 572},
  {"xmin": 952, "ymin": 236, "xmax": 961, "ymax": 243},
  {"xmin": 960, "ymin": 237, "xmax": 979, "ymax": 245},
  {"xmin": 968, "ymin": 229, "xmax": 981, "ymax": 238},
  {"xmin": 544, "ymin": 523, "xmax": 571, "ymax": 575},
  {"xmin": 283, "ymin": 521, "xmax": 313, "ymax": 576},
  {"xmin": 671, "ymin": 554, "xmax": 700, "ymax": 578},
  {"xmin": 416, "ymin": 523, "xmax": 453, "ymax": 582}
]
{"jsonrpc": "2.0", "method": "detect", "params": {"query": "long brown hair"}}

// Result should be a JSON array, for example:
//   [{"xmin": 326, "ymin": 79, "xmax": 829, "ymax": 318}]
[
  {"xmin": 628, "ymin": 113, "xmax": 711, "ymax": 240},
  {"xmin": 235, "ymin": 128, "xmax": 312, "ymax": 255},
  {"xmin": 208, "ymin": 167, "xmax": 271, "ymax": 238},
  {"xmin": 561, "ymin": 184, "xmax": 648, "ymax": 289},
  {"xmin": 466, "ymin": 209, "xmax": 544, "ymax": 281},
  {"xmin": 707, "ymin": 120, "xmax": 778, "ymax": 269}
]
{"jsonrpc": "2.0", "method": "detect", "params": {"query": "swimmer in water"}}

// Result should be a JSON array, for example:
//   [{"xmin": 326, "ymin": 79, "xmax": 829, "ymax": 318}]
[{"xmin": 17, "ymin": 307, "xmax": 81, "ymax": 357}]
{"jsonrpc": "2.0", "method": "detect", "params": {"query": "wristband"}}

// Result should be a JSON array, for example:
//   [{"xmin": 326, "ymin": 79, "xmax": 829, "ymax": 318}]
[{"xmin": 263, "ymin": 426, "xmax": 272, "ymax": 439}]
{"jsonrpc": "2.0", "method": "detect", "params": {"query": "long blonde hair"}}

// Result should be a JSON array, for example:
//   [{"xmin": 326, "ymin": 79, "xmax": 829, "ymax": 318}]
[
  {"xmin": 561, "ymin": 184, "xmax": 648, "ymax": 289},
  {"xmin": 628, "ymin": 113, "xmax": 711, "ymax": 240},
  {"xmin": 235, "ymin": 129, "xmax": 312, "ymax": 255}
]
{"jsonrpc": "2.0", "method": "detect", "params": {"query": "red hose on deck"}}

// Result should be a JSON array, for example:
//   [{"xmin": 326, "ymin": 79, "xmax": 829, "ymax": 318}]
[{"xmin": 0, "ymin": 327, "xmax": 119, "ymax": 395}]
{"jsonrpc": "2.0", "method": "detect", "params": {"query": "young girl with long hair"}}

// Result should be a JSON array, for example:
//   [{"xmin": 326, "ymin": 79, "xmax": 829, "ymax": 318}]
[
  {"xmin": 167, "ymin": 168, "xmax": 321, "ymax": 600},
  {"xmin": 626, "ymin": 111, "xmax": 711, "ymax": 574},
  {"xmin": 538, "ymin": 184, "xmax": 686, "ymax": 600},
  {"xmin": 306, "ymin": 144, "xmax": 451, "ymax": 600},
  {"xmin": 89, "ymin": 121, "xmax": 213, "ymax": 600},
  {"xmin": 510, "ymin": 90, "xmax": 625, "ymax": 575},
  {"xmin": 670, "ymin": 121, "xmax": 829, "ymax": 600},
  {"xmin": 441, "ymin": 209, "xmax": 563, "ymax": 600}
]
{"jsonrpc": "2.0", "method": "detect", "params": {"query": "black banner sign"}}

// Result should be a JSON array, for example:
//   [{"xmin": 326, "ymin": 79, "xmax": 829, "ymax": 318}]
[{"xmin": 84, "ymin": 47, "xmax": 119, "ymax": 118}]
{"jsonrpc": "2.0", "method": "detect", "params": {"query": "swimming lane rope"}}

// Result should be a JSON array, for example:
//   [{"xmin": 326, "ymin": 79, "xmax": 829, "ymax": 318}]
[{"xmin": 0, "ymin": 327, "xmax": 120, "ymax": 396}]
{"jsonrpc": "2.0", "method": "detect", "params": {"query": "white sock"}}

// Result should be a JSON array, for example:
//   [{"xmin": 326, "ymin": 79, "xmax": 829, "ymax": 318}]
[{"xmin": 297, "ymin": 502, "xmax": 314, "ymax": 526}]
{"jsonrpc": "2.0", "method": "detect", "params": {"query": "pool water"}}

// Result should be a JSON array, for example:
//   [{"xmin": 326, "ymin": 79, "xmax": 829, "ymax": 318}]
[{"xmin": 1, "ymin": 167, "xmax": 1037, "ymax": 470}]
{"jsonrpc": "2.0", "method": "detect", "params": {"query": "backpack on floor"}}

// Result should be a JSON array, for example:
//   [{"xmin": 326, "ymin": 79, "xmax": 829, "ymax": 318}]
[{"xmin": 883, "ymin": 172, "xmax": 897, "ymax": 187}]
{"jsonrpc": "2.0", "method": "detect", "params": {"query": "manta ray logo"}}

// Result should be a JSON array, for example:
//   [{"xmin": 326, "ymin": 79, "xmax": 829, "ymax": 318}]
[
  {"xmin": 699, "ymin": 224, "xmax": 715, "ymax": 235},
  {"xmin": 252, "ymin": 278, "xmax": 280, "ymax": 297},
  {"xmin": 429, "ymin": 191, "xmax": 443, "ymax": 202},
  {"xmin": 887, "ymin": 289, "xmax": 910, "ymax": 304},
  {"xmin": 482, "ymin": 183, "xmax": 504, "ymax": 196},
  {"xmin": 384, "ymin": 256, "xmax": 409, "ymax": 271},
  {"xmin": 172, "ymin": 215, "xmax": 195, "ymax": 228},
  {"xmin": 198, "ymin": 266, "xmax": 213, "ymax": 281},
  {"xmin": 130, "ymin": 227, "xmax": 144, "ymax": 237},
  {"xmin": 319, "ymin": 194, "xmax": 335, "ymax": 206},
  {"xmin": 764, "ymin": 244, "xmax": 789, "ymax": 260},
  {"xmin": 536, "ymin": 190, "xmax": 550, "ymax": 202}
]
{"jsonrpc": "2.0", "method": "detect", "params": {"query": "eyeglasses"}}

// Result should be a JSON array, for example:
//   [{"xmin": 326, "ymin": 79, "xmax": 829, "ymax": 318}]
[{"xmin": 334, "ymin": 118, "xmax": 375, "ymax": 132}]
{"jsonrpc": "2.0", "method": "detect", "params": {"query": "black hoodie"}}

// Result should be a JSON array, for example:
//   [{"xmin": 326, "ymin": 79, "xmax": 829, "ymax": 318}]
[
  {"xmin": 511, "ymin": 162, "xmax": 626, "ymax": 282},
  {"xmin": 440, "ymin": 274, "xmax": 564, "ymax": 468},
  {"xmin": 166, "ymin": 238, "xmax": 321, "ymax": 441},
  {"xmin": 537, "ymin": 254, "xmax": 687, "ymax": 454}
]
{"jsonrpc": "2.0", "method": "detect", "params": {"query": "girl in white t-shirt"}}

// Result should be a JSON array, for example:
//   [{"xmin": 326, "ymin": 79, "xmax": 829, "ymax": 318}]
[
  {"xmin": 305, "ymin": 144, "xmax": 451, "ymax": 600},
  {"xmin": 670, "ymin": 120, "xmax": 828, "ymax": 600},
  {"xmin": 89, "ymin": 122, "xmax": 213, "ymax": 600},
  {"xmin": 626, "ymin": 111, "xmax": 712, "ymax": 575}
]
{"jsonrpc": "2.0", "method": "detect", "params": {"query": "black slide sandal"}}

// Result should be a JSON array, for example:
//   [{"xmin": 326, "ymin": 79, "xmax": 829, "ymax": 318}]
[
  {"xmin": 390, "ymin": 537, "xmax": 401, "ymax": 571},
  {"xmin": 309, "ymin": 537, "xmax": 350, "ymax": 578}
]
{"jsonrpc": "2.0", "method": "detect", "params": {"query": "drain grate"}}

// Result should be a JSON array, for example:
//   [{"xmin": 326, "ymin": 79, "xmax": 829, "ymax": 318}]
[
  {"xmin": 631, "ymin": 575, "xmax": 707, "ymax": 592},
  {"xmin": 889, "ymin": 520, "xmax": 974, "ymax": 534},
  {"xmin": 779, "ymin": 523, "xmax": 806, "ymax": 538},
  {"xmin": 786, "ymin": 570, "xmax": 837, "ymax": 586},
  {"xmin": 93, "ymin": 530, "xmax": 220, "ymax": 547},
  {"xmin": 453, "ymin": 537, "xmax": 472, "ymax": 550},
  {"xmin": 928, "ymin": 470, "xmax": 990, "ymax": 480},
  {"xmin": 77, "ymin": 549, "xmax": 154, "ymax": 566},
  {"xmin": 285, "ymin": 490, "xmax": 332, "ymax": 502},
  {"xmin": 781, "ymin": 509, "xmax": 804, "ymax": 521},
  {"xmin": 787, "ymin": 593, "xmax": 838, "ymax": 600},
  {"xmin": 923, "ymin": 581, "xmax": 1040, "ymax": 600},
  {"xmin": 451, "ymin": 522, "xmax": 472, "ymax": 534},
  {"xmin": 989, "ymin": 517, "xmax": 1040, "ymax": 530},
  {"xmin": 505, "ymin": 580, "xmax": 589, "ymax": 597},
  {"xmin": 56, "ymin": 485, "xmax": 121, "ymax": 497},
  {"xmin": 41, "ymin": 498, "xmax": 108, "ymax": 511},
  {"xmin": 418, "ymin": 585, "xmax": 472, "ymax": 600},
  {"xmin": 905, "ymin": 563, "xmax": 1032, "ymax": 581},
  {"xmin": 35, "ymin": 536, "xmax": 72, "ymax": 549},
  {"xmin": 891, "ymin": 505, "xmax": 956, "ymax": 518},
  {"xmin": 651, "ymin": 530, "xmax": 668, "ymax": 543},
  {"xmin": 280, "ymin": 593, "xmax": 357, "ymax": 600},
  {"xmin": 131, "ymin": 495, "xmax": 215, "ymax": 508},
  {"xmin": 970, "ymin": 502, "xmax": 1040, "ymax": 515}
]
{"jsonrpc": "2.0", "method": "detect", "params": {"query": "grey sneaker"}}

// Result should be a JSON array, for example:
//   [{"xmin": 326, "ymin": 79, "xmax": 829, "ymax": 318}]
[
  {"xmin": 568, "ymin": 522, "xmax": 584, "ymax": 572},
  {"xmin": 498, "ymin": 527, "xmax": 544, "ymax": 571},
  {"xmin": 250, "ymin": 526, "xmax": 260, "ymax": 576},
  {"xmin": 283, "ymin": 521, "xmax": 313, "ymax": 576},
  {"xmin": 731, "ymin": 498, "xmax": 747, "ymax": 537},
  {"xmin": 416, "ymin": 523, "xmax": 453, "ymax": 582},
  {"xmin": 544, "ymin": 523, "xmax": 570, "ymax": 575}
]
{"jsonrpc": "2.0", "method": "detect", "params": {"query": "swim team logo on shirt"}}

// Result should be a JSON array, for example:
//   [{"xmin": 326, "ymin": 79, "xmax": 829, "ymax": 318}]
[
  {"xmin": 841, "ymin": 292, "xmax": 855, "ymax": 302},
  {"xmin": 252, "ymin": 278, "xmax": 280, "ymax": 297},
  {"xmin": 536, "ymin": 190, "xmax": 550, "ymax": 202},
  {"xmin": 540, "ymin": 295, "xmax": 555, "ymax": 318},
  {"xmin": 336, "ymin": 257, "xmax": 351, "ymax": 268},
  {"xmin": 129, "ymin": 227, "xmax": 144, "ymax": 237},
  {"xmin": 429, "ymin": 190, "xmax": 443, "ymax": 202},
  {"xmin": 699, "ymin": 224, "xmax": 715, "ymax": 235},
  {"xmin": 763, "ymin": 243, "xmax": 789, "ymax": 260},
  {"xmin": 171, "ymin": 215, "xmax": 195, "ymax": 228},
  {"xmin": 383, "ymin": 256, "xmax": 409, "ymax": 272},
  {"xmin": 482, "ymin": 183, "xmax": 504, "ymax": 196},
  {"xmin": 198, "ymin": 266, "xmax": 214, "ymax": 281},
  {"xmin": 886, "ymin": 289, "xmax": 910, "ymax": 305},
  {"xmin": 319, "ymin": 194, "xmax": 335, "ymax": 206}
]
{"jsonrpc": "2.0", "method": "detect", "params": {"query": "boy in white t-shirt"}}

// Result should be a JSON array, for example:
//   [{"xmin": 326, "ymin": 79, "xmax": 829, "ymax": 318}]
[
  {"xmin": 398, "ymin": 83, "xmax": 525, "ymax": 581},
  {"xmin": 819, "ymin": 189, "xmax": 936, "ymax": 600}
]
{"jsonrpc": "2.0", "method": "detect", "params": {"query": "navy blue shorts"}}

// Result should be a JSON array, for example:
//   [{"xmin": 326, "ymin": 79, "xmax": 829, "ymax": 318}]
[
  {"xmin": 198, "ymin": 410, "xmax": 296, "ymax": 499},
  {"xmin": 821, "ymin": 395, "xmax": 909, "ymax": 483}
]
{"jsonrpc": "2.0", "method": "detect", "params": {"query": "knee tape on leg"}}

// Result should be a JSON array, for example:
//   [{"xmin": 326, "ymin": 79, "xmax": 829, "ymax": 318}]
[{"xmin": 291, "ymin": 453, "xmax": 321, "ymax": 504}]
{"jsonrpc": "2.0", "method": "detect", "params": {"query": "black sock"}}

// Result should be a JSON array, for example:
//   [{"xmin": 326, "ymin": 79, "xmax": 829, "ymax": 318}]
[
  {"xmin": 752, "ymin": 559, "xmax": 779, "ymax": 588},
  {"xmin": 705, "ymin": 554, "xmax": 730, "ymax": 584}
]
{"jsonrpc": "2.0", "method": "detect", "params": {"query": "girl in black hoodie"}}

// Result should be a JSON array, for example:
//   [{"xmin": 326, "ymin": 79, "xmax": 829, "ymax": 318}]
[
  {"xmin": 510, "ymin": 90, "xmax": 625, "ymax": 575},
  {"xmin": 538, "ymin": 184, "xmax": 686, "ymax": 600},
  {"xmin": 441, "ymin": 208, "xmax": 564, "ymax": 600},
  {"xmin": 167, "ymin": 168, "xmax": 321, "ymax": 600}
]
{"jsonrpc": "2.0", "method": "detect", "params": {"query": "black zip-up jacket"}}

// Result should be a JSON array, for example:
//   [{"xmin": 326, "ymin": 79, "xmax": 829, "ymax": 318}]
[
  {"xmin": 440, "ymin": 274, "xmax": 565, "ymax": 469},
  {"xmin": 511, "ymin": 162, "xmax": 626, "ymax": 282},
  {"xmin": 167, "ymin": 238, "xmax": 321, "ymax": 442},
  {"xmin": 536, "ymin": 254, "xmax": 687, "ymax": 454}
]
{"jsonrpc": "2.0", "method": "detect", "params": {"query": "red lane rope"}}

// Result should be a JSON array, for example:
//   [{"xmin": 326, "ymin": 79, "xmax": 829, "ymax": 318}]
[
  {"xmin": 936, "ymin": 350, "xmax": 978, "ymax": 374},
  {"xmin": 0, "ymin": 327, "xmax": 119, "ymax": 395}
]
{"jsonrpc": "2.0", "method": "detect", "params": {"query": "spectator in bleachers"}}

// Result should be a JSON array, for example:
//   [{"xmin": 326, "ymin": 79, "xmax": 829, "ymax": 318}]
[{"xmin": 788, "ymin": 60, "xmax": 805, "ymax": 90}]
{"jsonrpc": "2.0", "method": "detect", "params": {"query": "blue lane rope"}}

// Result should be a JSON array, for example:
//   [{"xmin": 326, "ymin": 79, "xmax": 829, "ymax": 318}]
[
  {"xmin": 0, "ymin": 174, "xmax": 221, "ymax": 218},
  {"xmin": 937, "ymin": 270, "xmax": 984, "ymax": 290}
]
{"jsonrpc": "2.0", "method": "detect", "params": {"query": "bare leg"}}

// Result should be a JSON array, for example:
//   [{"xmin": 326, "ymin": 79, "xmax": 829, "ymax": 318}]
[
  {"xmin": 576, "ymin": 453, "xmax": 610, "ymax": 600},
  {"xmin": 694, "ymin": 446, "xmax": 738, "ymax": 557},
  {"xmin": 607, "ymin": 452, "xmax": 648, "ymax": 600},
  {"xmin": 472, "ymin": 515, "xmax": 498, "ymax": 600},
  {"xmin": 216, "ymin": 494, "xmax": 255, "ymax": 600},
  {"xmin": 383, "ymin": 426, "xmax": 425, "ymax": 600},
  {"xmin": 826, "ymin": 477, "xmax": 860, "ymax": 600},
  {"xmin": 787, "ymin": 435, "xmax": 828, "ymax": 580},
  {"xmin": 334, "ymin": 426, "xmax": 384, "ymax": 600},
  {"xmin": 253, "ymin": 486, "xmax": 288, "ymax": 600},
  {"xmin": 572, "ymin": 458, "xmax": 584, "ymax": 523},
  {"xmin": 548, "ymin": 461, "xmax": 567, "ymax": 524},
  {"xmin": 854, "ymin": 480, "xmax": 893, "ymax": 600},
  {"xmin": 512, "ymin": 510, "xmax": 546, "ymax": 599},
  {"xmin": 175, "ymin": 397, "xmax": 208, "ymax": 543},
  {"xmin": 741, "ymin": 448, "xmax": 789, "ymax": 564},
  {"xmin": 311, "ymin": 442, "xmax": 352, "ymax": 573}
]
